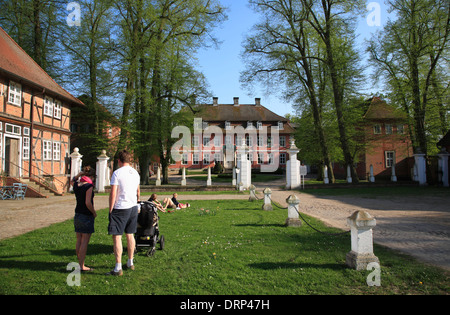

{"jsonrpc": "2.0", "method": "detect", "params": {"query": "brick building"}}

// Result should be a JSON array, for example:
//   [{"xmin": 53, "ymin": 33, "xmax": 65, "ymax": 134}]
[
  {"xmin": 165, "ymin": 97, "xmax": 296, "ymax": 173},
  {"xmin": 334, "ymin": 97, "xmax": 414, "ymax": 180},
  {"xmin": 0, "ymin": 27, "xmax": 84, "ymax": 195}
]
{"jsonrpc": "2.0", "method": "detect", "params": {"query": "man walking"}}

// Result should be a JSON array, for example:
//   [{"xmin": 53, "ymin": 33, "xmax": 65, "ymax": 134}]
[{"xmin": 107, "ymin": 150, "xmax": 140, "ymax": 276}]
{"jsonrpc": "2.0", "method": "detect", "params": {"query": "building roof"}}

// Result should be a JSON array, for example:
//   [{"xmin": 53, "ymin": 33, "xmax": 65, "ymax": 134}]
[
  {"xmin": 0, "ymin": 27, "xmax": 84, "ymax": 107},
  {"xmin": 194, "ymin": 98, "xmax": 295, "ymax": 133},
  {"xmin": 363, "ymin": 97, "xmax": 407, "ymax": 121}
]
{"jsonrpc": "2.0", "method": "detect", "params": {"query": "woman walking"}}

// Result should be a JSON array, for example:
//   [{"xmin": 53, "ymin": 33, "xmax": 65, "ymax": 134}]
[{"xmin": 71, "ymin": 166, "xmax": 97, "ymax": 272}]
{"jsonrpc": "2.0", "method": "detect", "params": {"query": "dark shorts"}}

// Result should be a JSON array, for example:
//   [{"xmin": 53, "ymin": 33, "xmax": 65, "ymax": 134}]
[
  {"xmin": 74, "ymin": 213, "xmax": 95, "ymax": 234},
  {"xmin": 108, "ymin": 206, "xmax": 138, "ymax": 235}
]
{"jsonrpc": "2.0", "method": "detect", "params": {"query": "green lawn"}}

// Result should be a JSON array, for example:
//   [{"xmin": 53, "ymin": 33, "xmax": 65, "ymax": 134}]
[{"xmin": 0, "ymin": 199, "xmax": 448, "ymax": 295}]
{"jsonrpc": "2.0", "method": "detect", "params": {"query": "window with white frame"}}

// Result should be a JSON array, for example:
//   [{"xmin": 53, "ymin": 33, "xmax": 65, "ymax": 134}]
[
  {"xmin": 278, "ymin": 121, "xmax": 284, "ymax": 130},
  {"xmin": 8, "ymin": 81, "xmax": 22, "ymax": 106},
  {"xmin": 268, "ymin": 153, "xmax": 274, "ymax": 164},
  {"xmin": 247, "ymin": 153, "xmax": 253, "ymax": 162},
  {"xmin": 203, "ymin": 153, "xmax": 210, "ymax": 164},
  {"xmin": 192, "ymin": 136, "xmax": 199, "ymax": 147},
  {"xmin": 385, "ymin": 151, "xmax": 395, "ymax": 168},
  {"xmin": 54, "ymin": 100, "xmax": 62, "ymax": 119},
  {"xmin": 280, "ymin": 153, "xmax": 286, "ymax": 165},
  {"xmin": 214, "ymin": 153, "xmax": 222, "ymax": 162},
  {"xmin": 257, "ymin": 135, "xmax": 264, "ymax": 147},
  {"xmin": 53, "ymin": 142, "xmax": 61, "ymax": 161},
  {"xmin": 374, "ymin": 124, "xmax": 381, "ymax": 134},
  {"xmin": 23, "ymin": 137, "xmax": 30, "ymax": 160},
  {"xmin": 258, "ymin": 153, "xmax": 263, "ymax": 164},
  {"xmin": 247, "ymin": 121, "xmax": 254, "ymax": 129},
  {"xmin": 225, "ymin": 121, "xmax": 231, "ymax": 130},
  {"xmin": 246, "ymin": 135, "xmax": 253, "ymax": 147},
  {"xmin": 43, "ymin": 140, "xmax": 52, "ymax": 160},
  {"xmin": 193, "ymin": 153, "xmax": 199, "ymax": 165},
  {"xmin": 385, "ymin": 124, "xmax": 393, "ymax": 135},
  {"xmin": 397, "ymin": 124, "xmax": 404, "ymax": 134},
  {"xmin": 214, "ymin": 135, "xmax": 221, "ymax": 147},
  {"xmin": 280, "ymin": 136, "xmax": 286, "ymax": 147},
  {"xmin": 23, "ymin": 127, "xmax": 30, "ymax": 136},
  {"xmin": 182, "ymin": 153, "xmax": 188, "ymax": 165},
  {"xmin": 257, "ymin": 121, "xmax": 262, "ymax": 130},
  {"xmin": 5, "ymin": 123, "xmax": 21, "ymax": 135},
  {"xmin": 203, "ymin": 136, "xmax": 210, "ymax": 147},
  {"xmin": 225, "ymin": 135, "xmax": 232, "ymax": 145},
  {"xmin": 267, "ymin": 136, "xmax": 272, "ymax": 148},
  {"xmin": 44, "ymin": 97, "xmax": 54, "ymax": 117}
]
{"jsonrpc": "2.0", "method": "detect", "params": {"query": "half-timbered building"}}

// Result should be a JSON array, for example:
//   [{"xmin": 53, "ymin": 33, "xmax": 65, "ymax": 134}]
[{"xmin": 0, "ymin": 27, "xmax": 84, "ymax": 196}]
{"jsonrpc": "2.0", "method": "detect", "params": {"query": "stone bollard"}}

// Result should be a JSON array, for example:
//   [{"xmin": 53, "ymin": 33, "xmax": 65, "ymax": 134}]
[
  {"xmin": 156, "ymin": 167, "xmax": 161, "ymax": 186},
  {"xmin": 96, "ymin": 150, "xmax": 110, "ymax": 193},
  {"xmin": 70, "ymin": 148, "xmax": 83, "ymax": 192},
  {"xmin": 248, "ymin": 185, "xmax": 257, "ymax": 201},
  {"xmin": 391, "ymin": 164, "xmax": 397, "ymax": 182},
  {"xmin": 207, "ymin": 167, "xmax": 212, "ymax": 187},
  {"xmin": 262, "ymin": 188, "xmax": 273, "ymax": 211},
  {"xmin": 181, "ymin": 167, "xmax": 187, "ymax": 186},
  {"xmin": 323, "ymin": 165, "xmax": 329, "ymax": 184},
  {"xmin": 346, "ymin": 165, "xmax": 352, "ymax": 184},
  {"xmin": 369, "ymin": 165, "xmax": 375, "ymax": 183},
  {"xmin": 285, "ymin": 195, "xmax": 302, "ymax": 227},
  {"xmin": 346, "ymin": 211, "xmax": 379, "ymax": 270},
  {"xmin": 232, "ymin": 167, "xmax": 237, "ymax": 186}
]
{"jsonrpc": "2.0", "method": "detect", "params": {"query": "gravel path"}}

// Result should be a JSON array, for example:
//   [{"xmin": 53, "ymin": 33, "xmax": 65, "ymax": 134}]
[{"xmin": 1, "ymin": 183, "xmax": 449, "ymax": 272}]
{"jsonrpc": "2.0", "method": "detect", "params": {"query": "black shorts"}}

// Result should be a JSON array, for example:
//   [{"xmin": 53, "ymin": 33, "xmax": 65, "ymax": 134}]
[{"xmin": 108, "ymin": 206, "xmax": 138, "ymax": 235}]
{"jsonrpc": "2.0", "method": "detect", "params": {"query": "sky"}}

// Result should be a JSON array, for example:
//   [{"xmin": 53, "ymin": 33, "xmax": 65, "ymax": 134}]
[{"xmin": 195, "ymin": 0, "xmax": 392, "ymax": 117}]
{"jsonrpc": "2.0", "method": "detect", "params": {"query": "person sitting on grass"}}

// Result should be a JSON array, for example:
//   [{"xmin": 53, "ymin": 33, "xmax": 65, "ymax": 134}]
[
  {"xmin": 148, "ymin": 193, "xmax": 166, "ymax": 213},
  {"xmin": 171, "ymin": 193, "xmax": 190, "ymax": 209}
]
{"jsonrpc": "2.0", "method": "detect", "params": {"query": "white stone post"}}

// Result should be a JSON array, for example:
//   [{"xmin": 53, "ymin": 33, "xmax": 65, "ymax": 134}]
[
  {"xmin": 156, "ymin": 167, "xmax": 161, "ymax": 186},
  {"xmin": 70, "ymin": 148, "xmax": 83, "ymax": 192},
  {"xmin": 369, "ymin": 165, "xmax": 375, "ymax": 183},
  {"xmin": 181, "ymin": 167, "xmax": 187, "ymax": 186},
  {"xmin": 237, "ymin": 139, "xmax": 251, "ymax": 190},
  {"xmin": 207, "ymin": 167, "xmax": 212, "ymax": 187},
  {"xmin": 346, "ymin": 165, "xmax": 352, "ymax": 184},
  {"xmin": 248, "ymin": 185, "xmax": 257, "ymax": 201},
  {"xmin": 262, "ymin": 188, "xmax": 273, "ymax": 211},
  {"xmin": 286, "ymin": 140, "xmax": 300, "ymax": 190},
  {"xmin": 232, "ymin": 167, "xmax": 237, "ymax": 186},
  {"xmin": 285, "ymin": 195, "xmax": 302, "ymax": 227},
  {"xmin": 414, "ymin": 151, "xmax": 427, "ymax": 186},
  {"xmin": 346, "ymin": 211, "xmax": 379, "ymax": 270},
  {"xmin": 323, "ymin": 165, "xmax": 329, "ymax": 184},
  {"xmin": 438, "ymin": 148, "xmax": 449, "ymax": 187},
  {"xmin": 96, "ymin": 150, "xmax": 110, "ymax": 193}
]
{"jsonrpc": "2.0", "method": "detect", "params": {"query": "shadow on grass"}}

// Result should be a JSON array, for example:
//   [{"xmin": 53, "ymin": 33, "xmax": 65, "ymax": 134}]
[
  {"xmin": 248, "ymin": 261, "xmax": 347, "ymax": 271},
  {"xmin": 0, "ymin": 244, "xmax": 112, "ymax": 273}
]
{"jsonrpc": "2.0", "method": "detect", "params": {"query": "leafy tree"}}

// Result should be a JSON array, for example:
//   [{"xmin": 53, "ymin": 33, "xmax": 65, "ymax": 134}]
[{"xmin": 367, "ymin": 0, "xmax": 450, "ymax": 156}]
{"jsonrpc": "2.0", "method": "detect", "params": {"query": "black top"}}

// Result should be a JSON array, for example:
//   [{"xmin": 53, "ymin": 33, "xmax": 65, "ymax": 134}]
[
  {"xmin": 74, "ymin": 181, "xmax": 94, "ymax": 216},
  {"xmin": 171, "ymin": 197, "xmax": 179, "ymax": 207}
]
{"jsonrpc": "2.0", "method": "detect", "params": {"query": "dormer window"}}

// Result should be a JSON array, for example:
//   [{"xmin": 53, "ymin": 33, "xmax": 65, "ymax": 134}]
[
  {"xmin": 202, "ymin": 121, "xmax": 209, "ymax": 129},
  {"xmin": 257, "ymin": 121, "xmax": 263, "ymax": 130},
  {"xmin": 225, "ymin": 121, "xmax": 231, "ymax": 130},
  {"xmin": 247, "ymin": 121, "xmax": 254, "ymax": 129},
  {"xmin": 278, "ymin": 121, "xmax": 284, "ymax": 130}
]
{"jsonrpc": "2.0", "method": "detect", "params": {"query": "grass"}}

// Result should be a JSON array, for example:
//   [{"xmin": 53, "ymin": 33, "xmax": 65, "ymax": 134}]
[{"xmin": 0, "ymin": 199, "xmax": 448, "ymax": 295}]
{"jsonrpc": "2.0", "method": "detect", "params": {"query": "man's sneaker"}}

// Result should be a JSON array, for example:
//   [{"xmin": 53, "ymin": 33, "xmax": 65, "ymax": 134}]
[{"xmin": 106, "ymin": 269, "xmax": 123, "ymax": 276}]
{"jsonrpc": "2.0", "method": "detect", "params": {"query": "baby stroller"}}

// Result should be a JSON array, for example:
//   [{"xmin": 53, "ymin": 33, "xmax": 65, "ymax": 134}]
[{"xmin": 135, "ymin": 201, "xmax": 165, "ymax": 257}]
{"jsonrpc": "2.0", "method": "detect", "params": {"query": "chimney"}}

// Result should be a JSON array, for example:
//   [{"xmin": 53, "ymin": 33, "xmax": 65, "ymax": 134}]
[
  {"xmin": 233, "ymin": 97, "xmax": 239, "ymax": 106},
  {"xmin": 255, "ymin": 98, "xmax": 261, "ymax": 106},
  {"xmin": 213, "ymin": 97, "xmax": 218, "ymax": 106}
]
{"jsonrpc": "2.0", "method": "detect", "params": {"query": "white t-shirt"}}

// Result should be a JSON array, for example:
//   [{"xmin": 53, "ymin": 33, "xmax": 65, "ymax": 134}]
[{"xmin": 110, "ymin": 165, "xmax": 140, "ymax": 209}]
